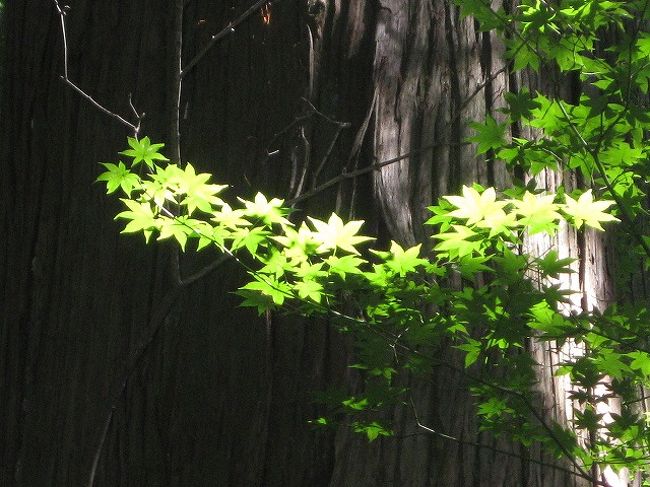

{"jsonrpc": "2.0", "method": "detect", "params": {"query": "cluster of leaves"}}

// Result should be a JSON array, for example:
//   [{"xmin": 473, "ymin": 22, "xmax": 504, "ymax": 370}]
[
  {"xmin": 451, "ymin": 0, "xmax": 650, "ymax": 479},
  {"xmin": 99, "ymin": 134, "xmax": 636, "ymax": 475},
  {"xmin": 96, "ymin": 0, "xmax": 650, "ymax": 482}
]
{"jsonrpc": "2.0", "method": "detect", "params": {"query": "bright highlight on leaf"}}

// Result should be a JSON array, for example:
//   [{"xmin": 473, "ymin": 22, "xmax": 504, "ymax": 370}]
[
  {"xmin": 444, "ymin": 186, "xmax": 507, "ymax": 226},
  {"xmin": 562, "ymin": 190, "xmax": 619, "ymax": 231},
  {"xmin": 308, "ymin": 213, "xmax": 373, "ymax": 255},
  {"xmin": 239, "ymin": 192, "xmax": 290, "ymax": 226},
  {"xmin": 512, "ymin": 192, "xmax": 562, "ymax": 234},
  {"xmin": 177, "ymin": 163, "xmax": 228, "ymax": 215}
]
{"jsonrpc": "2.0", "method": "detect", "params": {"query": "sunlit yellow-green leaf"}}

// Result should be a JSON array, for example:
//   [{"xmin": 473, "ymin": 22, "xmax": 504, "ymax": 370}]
[
  {"xmin": 444, "ymin": 186, "xmax": 507, "ymax": 226},
  {"xmin": 511, "ymin": 192, "xmax": 562, "ymax": 234},
  {"xmin": 308, "ymin": 213, "xmax": 373, "ymax": 255},
  {"xmin": 562, "ymin": 190, "xmax": 619, "ymax": 231},
  {"xmin": 239, "ymin": 192, "xmax": 290, "ymax": 226}
]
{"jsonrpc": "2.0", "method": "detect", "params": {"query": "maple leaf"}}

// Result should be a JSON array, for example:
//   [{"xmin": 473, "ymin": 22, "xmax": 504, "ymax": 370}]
[
  {"xmin": 115, "ymin": 199, "xmax": 159, "ymax": 242},
  {"xmin": 469, "ymin": 116, "xmax": 507, "ymax": 154},
  {"xmin": 308, "ymin": 213, "xmax": 374, "ymax": 254},
  {"xmin": 177, "ymin": 163, "xmax": 228, "ymax": 215},
  {"xmin": 444, "ymin": 186, "xmax": 507, "ymax": 226},
  {"xmin": 511, "ymin": 191, "xmax": 562, "ymax": 234},
  {"xmin": 119, "ymin": 136, "xmax": 169, "ymax": 168},
  {"xmin": 239, "ymin": 192, "xmax": 290, "ymax": 226},
  {"xmin": 433, "ymin": 225, "xmax": 482, "ymax": 258},
  {"xmin": 373, "ymin": 241, "xmax": 429, "ymax": 277},
  {"xmin": 96, "ymin": 161, "xmax": 140, "ymax": 196},
  {"xmin": 562, "ymin": 190, "xmax": 619, "ymax": 231}
]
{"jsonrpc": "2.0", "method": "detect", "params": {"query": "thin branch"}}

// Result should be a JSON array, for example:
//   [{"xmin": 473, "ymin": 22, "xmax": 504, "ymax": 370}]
[
  {"xmin": 300, "ymin": 97, "xmax": 351, "ymax": 128},
  {"xmin": 310, "ymin": 125, "xmax": 342, "ymax": 188},
  {"xmin": 87, "ymin": 285, "xmax": 184, "ymax": 487},
  {"xmin": 181, "ymin": 0, "xmax": 273, "ymax": 79},
  {"xmin": 178, "ymin": 253, "xmax": 231, "ymax": 286},
  {"xmin": 86, "ymin": 405, "xmax": 115, "ymax": 487},
  {"xmin": 52, "ymin": 0, "xmax": 140, "ymax": 136},
  {"xmin": 261, "ymin": 99, "xmax": 351, "ymax": 166},
  {"xmin": 288, "ymin": 141, "xmax": 469, "ymax": 206},
  {"xmin": 407, "ymin": 397, "xmax": 603, "ymax": 485},
  {"xmin": 169, "ymin": 0, "xmax": 184, "ymax": 163},
  {"xmin": 291, "ymin": 126, "xmax": 311, "ymax": 199},
  {"xmin": 53, "ymin": 0, "xmax": 68, "ymax": 79},
  {"xmin": 60, "ymin": 78, "xmax": 139, "ymax": 136}
]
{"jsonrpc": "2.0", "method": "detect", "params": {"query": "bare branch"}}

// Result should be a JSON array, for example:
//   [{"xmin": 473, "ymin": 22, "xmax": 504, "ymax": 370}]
[
  {"xmin": 87, "ymin": 286, "xmax": 184, "ymax": 487},
  {"xmin": 52, "ymin": 0, "xmax": 141, "ymax": 136},
  {"xmin": 60, "ymin": 78, "xmax": 139, "ymax": 135},
  {"xmin": 169, "ymin": 0, "xmax": 184, "ymax": 163},
  {"xmin": 181, "ymin": 0, "xmax": 273, "ymax": 79},
  {"xmin": 288, "ymin": 141, "xmax": 469, "ymax": 206},
  {"xmin": 178, "ymin": 253, "xmax": 231, "ymax": 286},
  {"xmin": 407, "ymin": 395, "xmax": 604, "ymax": 485}
]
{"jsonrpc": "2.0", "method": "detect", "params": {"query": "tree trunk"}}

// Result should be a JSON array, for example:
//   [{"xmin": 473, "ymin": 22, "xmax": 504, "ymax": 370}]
[{"xmin": 0, "ymin": 1, "xmax": 614, "ymax": 486}]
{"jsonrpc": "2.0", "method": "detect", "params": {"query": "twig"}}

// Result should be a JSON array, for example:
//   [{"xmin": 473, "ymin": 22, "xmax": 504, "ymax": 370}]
[
  {"xmin": 300, "ymin": 97, "xmax": 351, "ymax": 128},
  {"xmin": 288, "ymin": 141, "xmax": 469, "ymax": 206},
  {"xmin": 344, "ymin": 88, "xmax": 378, "ymax": 218},
  {"xmin": 291, "ymin": 127, "xmax": 311, "ymax": 199},
  {"xmin": 87, "ymin": 285, "xmax": 184, "ymax": 487},
  {"xmin": 178, "ymin": 253, "xmax": 231, "ymax": 286},
  {"xmin": 86, "ymin": 405, "xmax": 116, "ymax": 487},
  {"xmin": 408, "ymin": 400, "xmax": 603, "ymax": 485},
  {"xmin": 181, "ymin": 0, "xmax": 273, "ymax": 79},
  {"xmin": 60, "ymin": 78, "xmax": 139, "ymax": 136},
  {"xmin": 310, "ymin": 125, "xmax": 342, "ymax": 188},
  {"xmin": 169, "ymin": 0, "xmax": 184, "ymax": 163},
  {"xmin": 52, "ymin": 0, "xmax": 140, "ymax": 136},
  {"xmin": 53, "ymin": 0, "xmax": 68, "ymax": 79}
]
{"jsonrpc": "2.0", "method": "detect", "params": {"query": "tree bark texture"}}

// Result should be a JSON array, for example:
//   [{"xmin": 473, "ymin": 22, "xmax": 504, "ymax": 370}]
[{"xmin": 0, "ymin": 1, "xmax": 621, "ymax": 486}]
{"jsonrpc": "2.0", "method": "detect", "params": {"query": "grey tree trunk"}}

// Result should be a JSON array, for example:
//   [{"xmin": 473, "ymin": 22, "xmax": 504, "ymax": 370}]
[{"xmin": 0, "ymin": 1, "xmax": 612, "ymax": 486}]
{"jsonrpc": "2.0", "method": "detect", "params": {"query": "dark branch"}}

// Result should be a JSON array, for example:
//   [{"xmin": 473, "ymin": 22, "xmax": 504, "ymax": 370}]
[
  {"xmin": 181, "ymin": 0, "xmax": 273, "ymax": 79},
  {"xmin": 53, "ymin": 0, "xmax": 141, "ymax": 136}
]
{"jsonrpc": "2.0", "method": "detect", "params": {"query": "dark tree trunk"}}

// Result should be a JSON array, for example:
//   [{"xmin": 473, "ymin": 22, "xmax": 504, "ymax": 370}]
[{"xmin": 0, "ymin": 1, "xmax": 611, "ymax": 486}]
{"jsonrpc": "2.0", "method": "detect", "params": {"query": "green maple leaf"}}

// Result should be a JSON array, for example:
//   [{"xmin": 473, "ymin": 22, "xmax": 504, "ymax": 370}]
[
  {"xmin": 115, "ymin": 199, "xmax": 159, "ymax": 242},
  {"xmin": 504, "ymin": 89, "xmax": 541, "ymax": 120},
  {"xmin": 373, "ymin": 241, "xmax": 429, "ymax": 277},
  {"xmin": 308, "ymin": 213, "xmax": 374, "ymax": 255},
  {"xmin": 444, "ymin": 186, "xmax": 507, "ymax": 226},
  {"xmin": 325, "ymin": 254, "xmax": 365, "ymax": 278},
  {"xmin": 536, "ymin": 250, "xmax": 575, "ymax": 279},
  {"xmin": 528, "ymin": 301, "xmax": 572, "ymax": 335},
  {"xmin": 594, "ymin": 350, "xmax": 629, "ymax": 381},
  {"xmin": 96, "ymin": 161, "xmax": 140, "ymax": 195},
  {"xmin": 177, "ymin": 163, "xmax": 228, "ymax": 215},
  {"xmin": 231, "ymin": 226, "xmax": 269, "ymax": 255},
  {"xmin": 294, "ymin": 279, "xmax": 323, "ymax": 303},
  {"xmin": 273, "ymin": 223, "xmax": 320, "ymax": 262},
  {"xmin": 119, "ymin": 136, "xmax": 169, "ymax": 169},
  {"xmin": 511, "ymin": 191, "xmax": 562, "ymax": 234},
  {"xmin": 239, "ymin": 192, "xmax": 290, "ymax": 226},
  {"xmin": 211, "ymin": 203, "xmax": 251, "ymax": 229},
  {"xmin": 562, "ymin": 190, "xmax": 619, "ymax": 230},
  {"xmin": 259, "ymin": 249, "xmax": 289, "ymax": 277},
  {"xmin": 600, "ymin": 142, "xmax": 644, "ymax": 167},
  {"xmin": 433, "ymin": 224, "xmax": 482, "ymax": 258},
  {"xmin": 469, "ymin": 116, "xmax": 507, "ymax": 154},
  {"xmin": 628, "ymin": 351, "xmax": 650, "ymax": 378},
  {"xmin": 157, "ymin": 216, "xmax": 194, "ymax": 251},
  {"xmin": 239, "ymin": 275, "xmax": 292, "ymax": 306}
]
